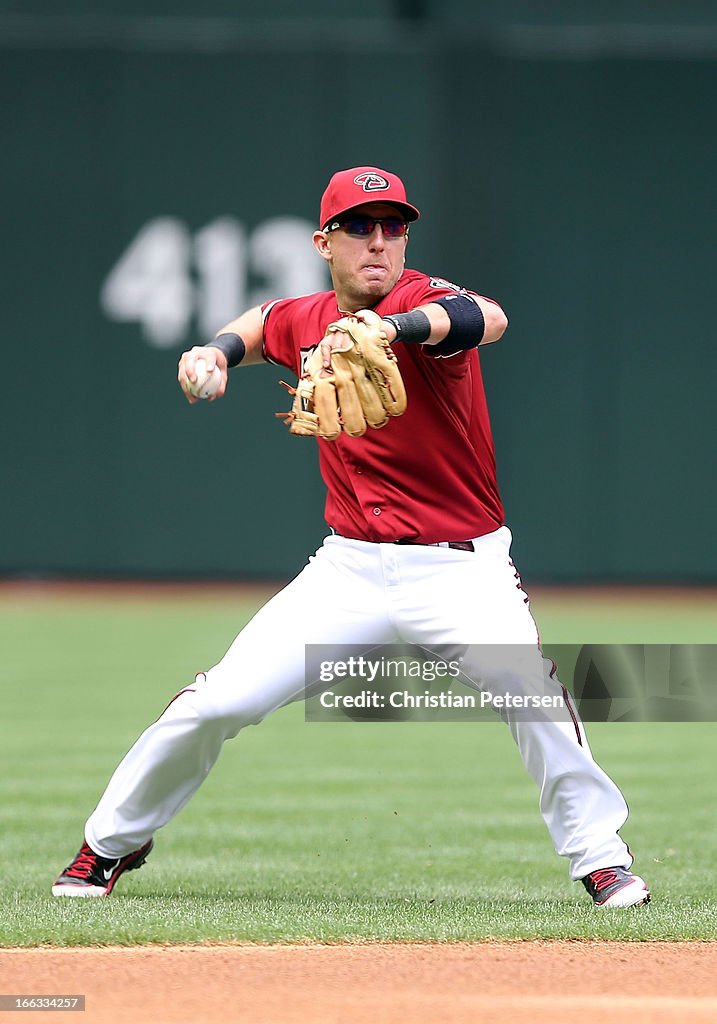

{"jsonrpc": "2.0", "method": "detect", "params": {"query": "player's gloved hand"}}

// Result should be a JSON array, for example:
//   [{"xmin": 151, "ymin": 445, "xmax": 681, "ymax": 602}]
[{"xmin": 277, "ymin": 309, "xmax": 407, "ymax": 440}]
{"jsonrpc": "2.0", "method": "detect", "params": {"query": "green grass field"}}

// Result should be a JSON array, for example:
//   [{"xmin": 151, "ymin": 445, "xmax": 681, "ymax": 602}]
[{"xmin": 1, "ymin": 584, "xmax": 716, "ymax": 946}]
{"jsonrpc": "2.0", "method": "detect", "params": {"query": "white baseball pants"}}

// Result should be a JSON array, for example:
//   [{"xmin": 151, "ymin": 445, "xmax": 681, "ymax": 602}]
[{"xmin": 85, "ymin": 527, "xmax": 633, "ymax": 880}]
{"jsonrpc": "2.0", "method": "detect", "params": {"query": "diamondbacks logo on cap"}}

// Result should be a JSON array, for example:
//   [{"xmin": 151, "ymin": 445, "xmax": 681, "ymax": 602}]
[{"xmin": 354, "ymin": 172, "xmax": 390, "ymax": 193}]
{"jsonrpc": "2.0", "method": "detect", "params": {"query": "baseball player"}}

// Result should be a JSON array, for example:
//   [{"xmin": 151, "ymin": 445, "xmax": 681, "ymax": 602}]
[{"xmin": 53, "ymin": 166, "xmax": 650, "ymax": 909}]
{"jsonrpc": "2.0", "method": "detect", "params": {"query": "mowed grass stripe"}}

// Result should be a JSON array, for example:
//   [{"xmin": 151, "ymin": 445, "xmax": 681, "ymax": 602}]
[{"xmin": 0, "ymin": 586, "xmax": 715, "ymax": 944}]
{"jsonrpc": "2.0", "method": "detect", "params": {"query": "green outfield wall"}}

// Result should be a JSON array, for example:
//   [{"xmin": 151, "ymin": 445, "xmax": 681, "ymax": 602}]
[{"xmin": 2, "ymin": 8, "xmax": 715, "ymax": 581}]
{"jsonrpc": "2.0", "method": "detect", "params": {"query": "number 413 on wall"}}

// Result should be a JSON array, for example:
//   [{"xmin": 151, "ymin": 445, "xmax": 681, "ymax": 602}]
[{"xmin": 100, "ymin": 215, "xmax": 328, "ymax": 349}]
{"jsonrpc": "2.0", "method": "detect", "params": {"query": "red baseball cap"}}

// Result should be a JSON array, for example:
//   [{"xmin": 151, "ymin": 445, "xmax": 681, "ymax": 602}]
[{"xmin": 319, "ymin": 166, "xmax": 421, "ymax": 230}]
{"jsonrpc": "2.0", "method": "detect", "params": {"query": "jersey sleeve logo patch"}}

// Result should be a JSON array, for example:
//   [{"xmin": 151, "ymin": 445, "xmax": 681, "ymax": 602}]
[
  {"xmin": 354, "ymin": 172, "xmax": 390, "ymax": 193},
  {"xmin": 429, "ymin": 277, "xmax": 464, "ymax": 292}
]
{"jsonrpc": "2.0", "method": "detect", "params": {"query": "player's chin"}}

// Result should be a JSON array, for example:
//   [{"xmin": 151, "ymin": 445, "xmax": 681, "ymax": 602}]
[{"xmin": 357, "ymin": 277, "xmax": 396, "ymax": 305}]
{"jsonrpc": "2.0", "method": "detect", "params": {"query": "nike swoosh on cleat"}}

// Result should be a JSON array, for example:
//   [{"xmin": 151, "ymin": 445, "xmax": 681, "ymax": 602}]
[{"xmin": 103, "ymin": 861, "xmax": 121, "ymax": 881}]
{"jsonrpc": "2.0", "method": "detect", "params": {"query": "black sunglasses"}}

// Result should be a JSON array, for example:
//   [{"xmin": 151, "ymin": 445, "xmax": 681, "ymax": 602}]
[{"xmin": 325, "ymin": 215, "xmax": 408, "ymax": 239}]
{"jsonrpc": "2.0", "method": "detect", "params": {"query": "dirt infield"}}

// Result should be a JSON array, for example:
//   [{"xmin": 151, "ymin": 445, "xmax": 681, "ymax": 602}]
[{"xmin": 3, "ymin": 942, "xmax": 716, "ymax": 1024}]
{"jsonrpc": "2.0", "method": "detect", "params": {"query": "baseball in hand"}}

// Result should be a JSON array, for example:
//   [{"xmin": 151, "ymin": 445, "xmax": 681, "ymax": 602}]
[{"xmin": 186, "ymin": 357, "xmax": 222, "ymax": 400}]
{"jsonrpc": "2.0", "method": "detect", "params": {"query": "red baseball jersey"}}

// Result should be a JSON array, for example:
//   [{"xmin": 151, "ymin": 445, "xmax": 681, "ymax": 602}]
[{"xmin": 262, "ymin": 269, "xmax": 505, "ymax": 544}]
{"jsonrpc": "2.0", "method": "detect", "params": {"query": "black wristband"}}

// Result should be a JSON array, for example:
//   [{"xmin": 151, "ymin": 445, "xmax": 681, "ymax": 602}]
[
  {"xmin": 207, "ymin": 332, "xmax": 246, "ymax": 368},
  {"xmin": 429, "ymin": 294, "xmax": 485, "ymax": 355},
  {"xmin": 382, "ymin": 310, "xmax": 432, "ymax": 344}
]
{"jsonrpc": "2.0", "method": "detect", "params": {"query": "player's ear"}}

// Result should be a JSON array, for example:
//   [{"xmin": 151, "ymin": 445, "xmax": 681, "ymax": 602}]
[{"xmin": 313, "ymin": 230, "xmax": 332, "ymax": 262}]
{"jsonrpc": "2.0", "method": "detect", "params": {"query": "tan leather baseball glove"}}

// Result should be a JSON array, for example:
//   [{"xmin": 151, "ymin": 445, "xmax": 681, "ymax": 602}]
[{"xmin": 277, "ymin": 310, "xmax": 407, "ymax": 440}]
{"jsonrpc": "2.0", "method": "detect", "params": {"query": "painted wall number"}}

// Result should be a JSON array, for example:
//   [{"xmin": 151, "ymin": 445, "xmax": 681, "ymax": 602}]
[{"xmin": 100, "ymin": 215, "xmax": 327, "ymax": 348}]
